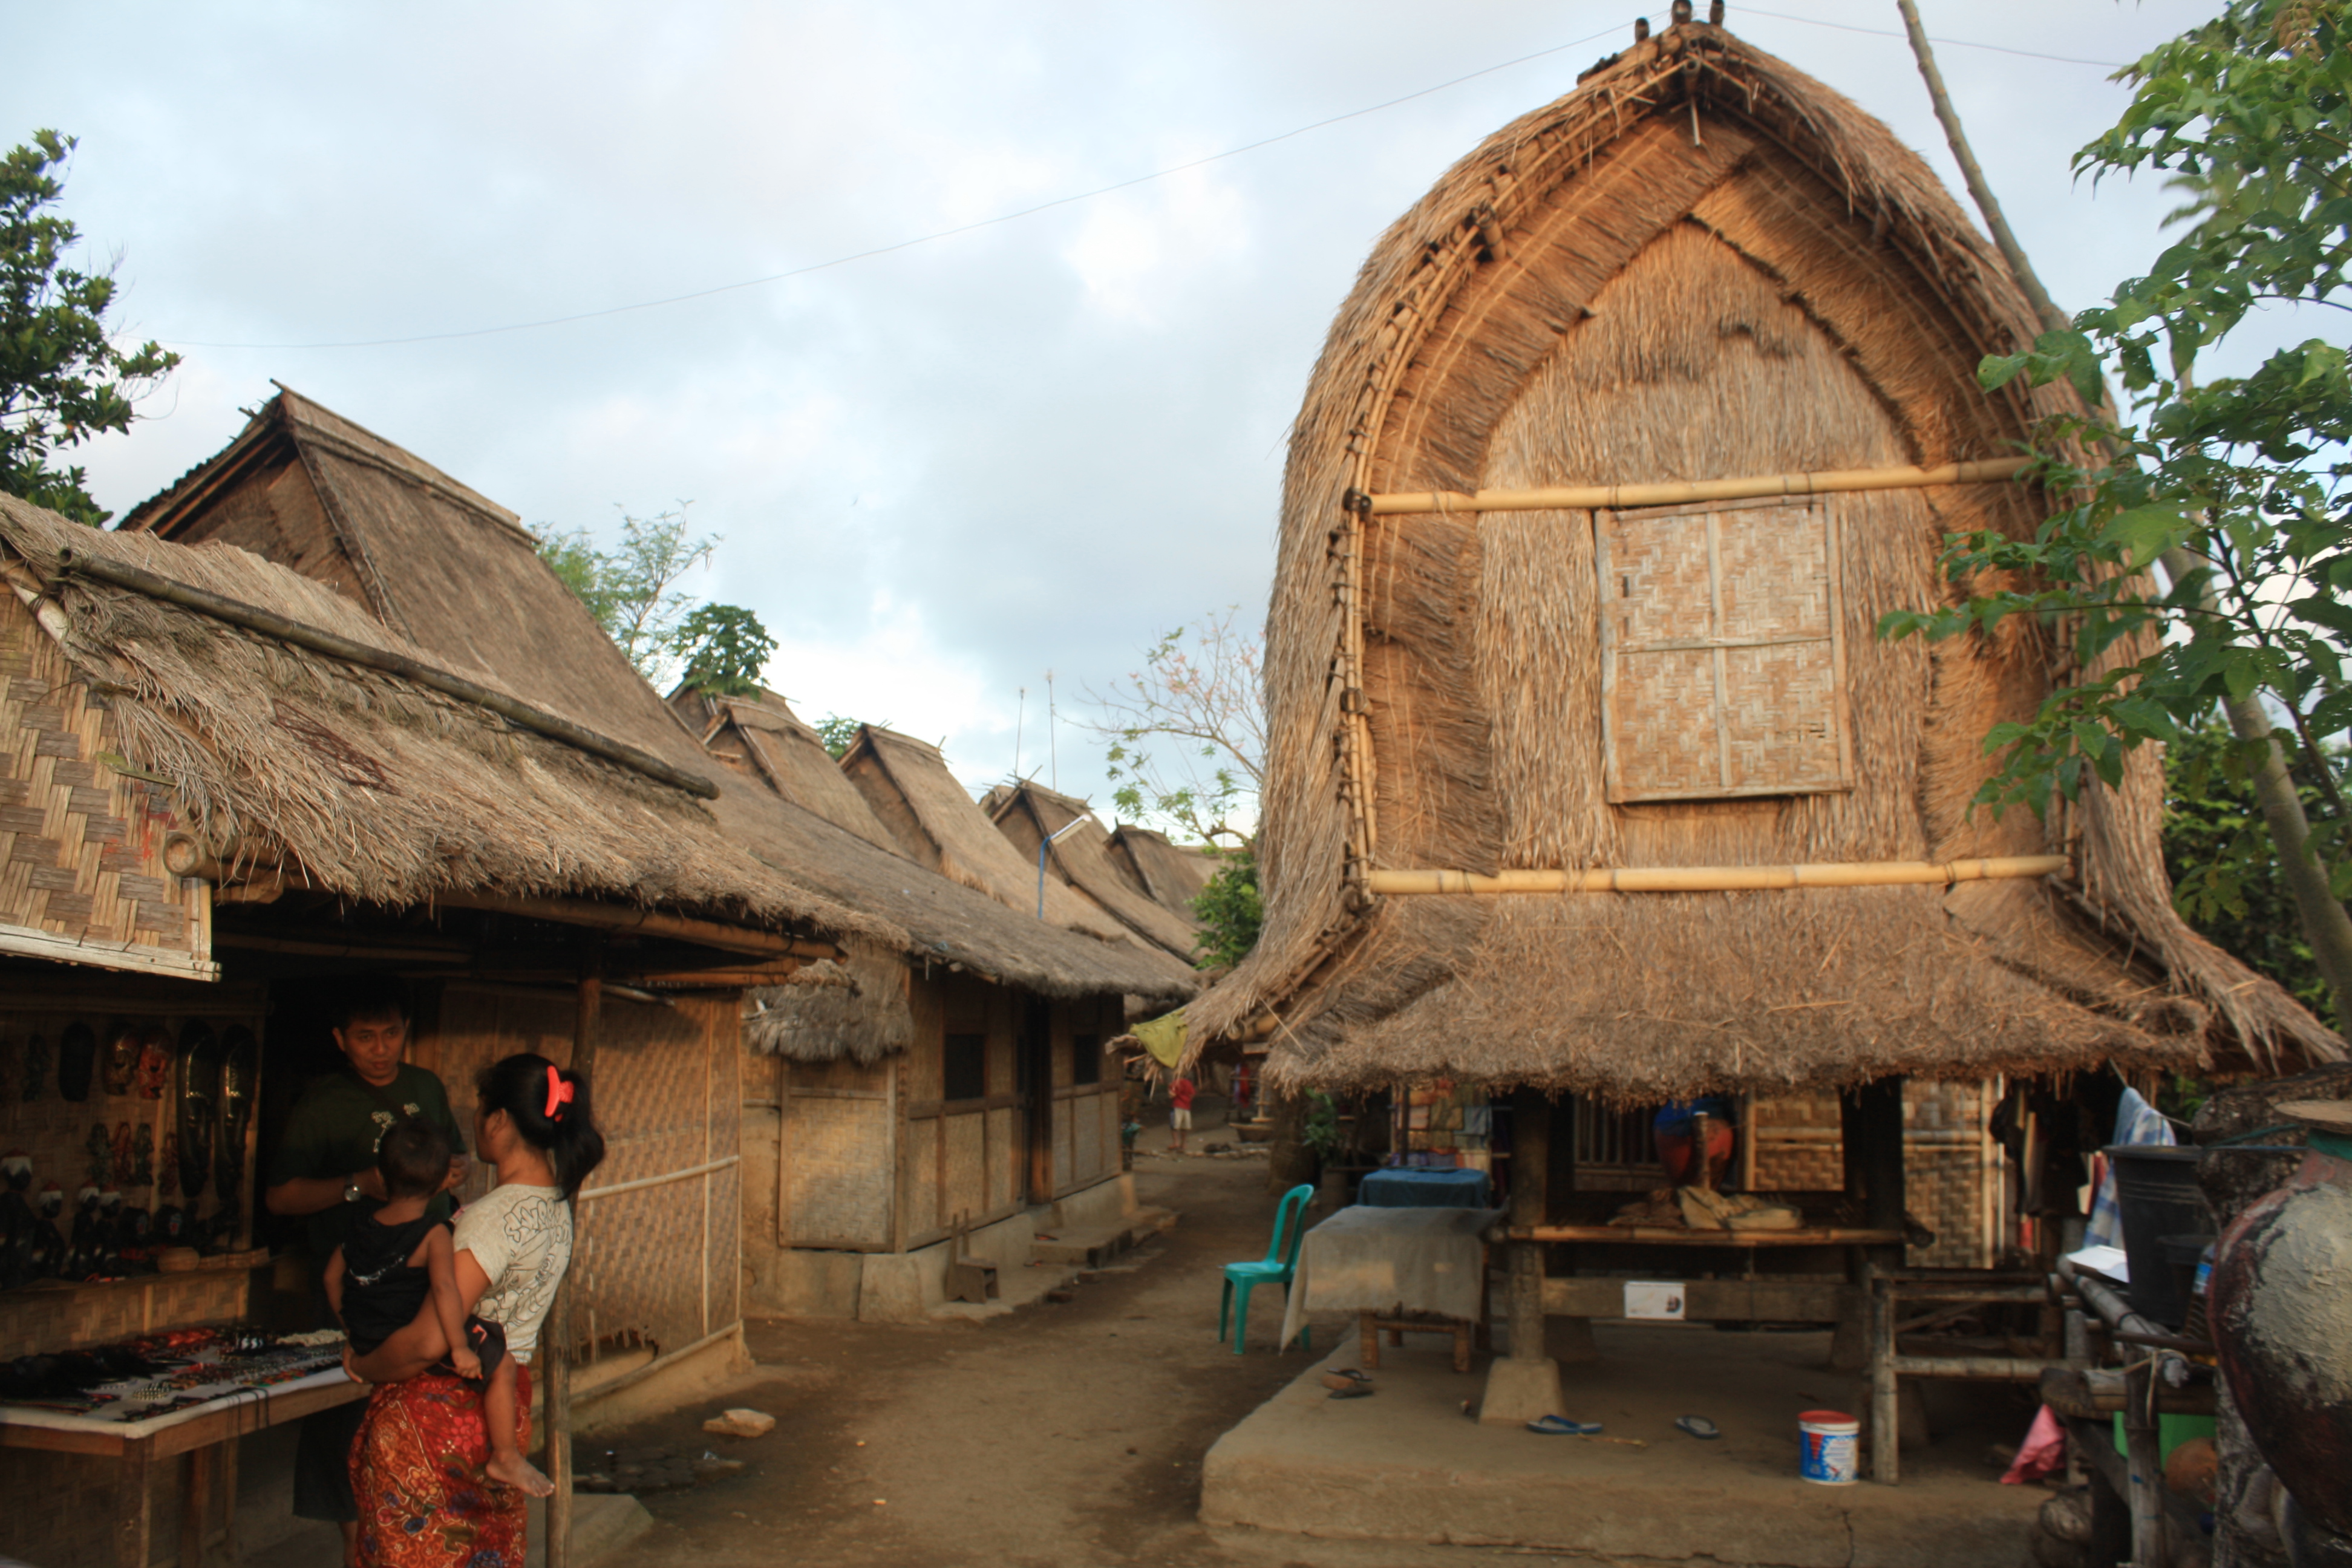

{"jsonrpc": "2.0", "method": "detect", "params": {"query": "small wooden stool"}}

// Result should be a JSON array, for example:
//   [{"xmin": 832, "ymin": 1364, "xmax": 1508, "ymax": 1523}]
[{"xmin": 1359, "ymin": 1308, "xmax": 1475, "ymax": 1373}]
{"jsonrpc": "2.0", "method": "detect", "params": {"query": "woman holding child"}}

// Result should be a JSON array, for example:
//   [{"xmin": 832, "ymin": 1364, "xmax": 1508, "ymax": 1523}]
[{"xmin": 337, "ymin": 1053, "xmax": 604, "ymax": 1568}]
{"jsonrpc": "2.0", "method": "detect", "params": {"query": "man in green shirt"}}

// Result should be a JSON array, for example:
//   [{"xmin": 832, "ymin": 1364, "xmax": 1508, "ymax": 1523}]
[{"xmin": 264, "ymin": 978, "xmax": 466, "ymax": 1566}]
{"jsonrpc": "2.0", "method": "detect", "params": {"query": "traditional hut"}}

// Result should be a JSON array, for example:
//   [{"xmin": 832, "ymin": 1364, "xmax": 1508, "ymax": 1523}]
[
  {"xmin": 667, "ymin": 693, "xmax": 1200, "ymax": 1316},
  {"xmin": 982, "ymin": 780, "xmax": 1206, "ymax": 962},
  {"xmin": 1180, "ymin": 17, "xmax": 2341, "ymax": 1413},
  {"xmin": 0, "ymin": 488, "xmax": 871, "ymax": 1564},
  {"xmin": 1104, "ymin": 823, "xmax": 1222, "ymax": 926}
]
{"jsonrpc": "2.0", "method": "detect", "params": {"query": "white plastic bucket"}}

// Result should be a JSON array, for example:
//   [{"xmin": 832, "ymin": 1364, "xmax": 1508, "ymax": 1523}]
[{"xmin": 1798, "ymin": 1410, "xmax": 1859, "ymax": 1485}]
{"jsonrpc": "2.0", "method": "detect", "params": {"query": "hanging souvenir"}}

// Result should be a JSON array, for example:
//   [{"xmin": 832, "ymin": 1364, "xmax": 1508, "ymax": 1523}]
[
  {"xmin": 22, "ymin": 1033, "xmax": 48, "ymax": 1100},
  {"xmin": 102, "ymin": 1021, "xmax": 140, "ymax": 1097},
  {"xmin": 217, "ymin": 1025, "xmax": 258, "ymax": 1207},
  {"xmin": 85, "ymin": 1122, "xmax": 114, "ymax": 1185},
  {"xmin": 131, "ymin": 1123, "xmax": 155, "ymax": 1187},
  {"xmin": 136, "ymin": 1026, "xmax": 172, "ymax": 1099},
  {"xmin": 158, "ymin": 1131, "xmax": 180, "ymax": 1198},
  {"xmin": 175, "ymin": 1022, "xmax": 221, "ymax": 1200},
  {"xmin": 56, "ymin": 1021, "xmax": 96, "ymax": 1102},
  {"xmin": 110, "ymin": 1122, "xmax": 135, "ymax": 1183}
]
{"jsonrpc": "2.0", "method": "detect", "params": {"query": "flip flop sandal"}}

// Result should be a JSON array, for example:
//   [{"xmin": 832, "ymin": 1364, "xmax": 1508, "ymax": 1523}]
[
  {"xmin": 1326, "ymin": 1385, "xmax": 1374, "ymax": 1400},
  {"xmin": 1675, "ymin": 1415, "xmax": 1722, "ymax": 1440},
  {"xmin": 56, "ymin": 1022, "xmax": 96, "ymax": 1103},
  {"xmin": 175, "ymin": 1022, "xmax": 221, "ymax": 1201},
  {"xmin": 1320, "ymin": 1369, "xmax": 1373, "ymax": 1391},
  {"xmin": 1526, "ymin": 1415, "xmax": 1604, "ymax": 1436}
]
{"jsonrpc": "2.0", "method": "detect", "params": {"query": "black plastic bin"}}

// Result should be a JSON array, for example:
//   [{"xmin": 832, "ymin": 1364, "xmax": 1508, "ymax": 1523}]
[{"xmin": 2102, "ymin": 1145, "xmax": 2212, "ymax": 1327}]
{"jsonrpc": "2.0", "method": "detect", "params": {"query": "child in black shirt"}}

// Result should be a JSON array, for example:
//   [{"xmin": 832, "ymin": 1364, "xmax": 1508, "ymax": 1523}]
[{"xmin": 327, "ymin": 1117, "xmax": 543, "ymax": 1495}]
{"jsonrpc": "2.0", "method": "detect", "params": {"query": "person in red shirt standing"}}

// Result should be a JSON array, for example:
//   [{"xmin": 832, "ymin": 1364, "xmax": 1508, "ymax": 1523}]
[{"xmin": 1168, "ymin": 1076, "xmax": 1196, "ymax": 1154}]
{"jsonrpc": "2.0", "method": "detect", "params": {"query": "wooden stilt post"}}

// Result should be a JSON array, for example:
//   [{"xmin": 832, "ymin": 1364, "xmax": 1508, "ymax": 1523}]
[
  {"xmin": 1479, "ymin": 1088, "xmax": 1564, "ymax": 1422},
  {"xmin": 1855, "ymin": 1076, "xmax": 1907, "ymax": 1480},
  {"xmin": 547, "ymin": 946, "xmax": 603, "ymax": 1568}
]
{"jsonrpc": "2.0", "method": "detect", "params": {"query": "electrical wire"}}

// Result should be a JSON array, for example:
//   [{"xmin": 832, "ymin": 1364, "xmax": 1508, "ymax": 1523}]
[{"xmin": 164, "ymin": 9, "xmax": 2128, "ymax": 353}]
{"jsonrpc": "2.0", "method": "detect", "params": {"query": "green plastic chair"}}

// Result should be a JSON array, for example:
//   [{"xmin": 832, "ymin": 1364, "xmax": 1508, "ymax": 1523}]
[{"xmin": 1218, "ymin": 1183, "xmax": 1316, "ymax": 1354}]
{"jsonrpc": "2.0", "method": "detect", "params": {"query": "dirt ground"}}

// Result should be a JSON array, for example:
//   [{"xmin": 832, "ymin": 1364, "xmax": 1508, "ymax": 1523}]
[{"xmin": 604, "ymin": 1149, "xmax": 1342, "ymax": 1567}]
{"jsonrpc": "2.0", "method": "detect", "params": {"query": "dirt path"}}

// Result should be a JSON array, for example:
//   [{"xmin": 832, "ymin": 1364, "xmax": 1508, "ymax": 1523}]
[{"xmin": 607, "ymin": 1153, "xmax": 1341, "ymax": 1568}]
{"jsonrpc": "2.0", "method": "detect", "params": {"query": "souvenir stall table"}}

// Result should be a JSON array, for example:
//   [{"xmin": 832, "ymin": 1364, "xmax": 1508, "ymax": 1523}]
[
  {"xmin": 1277, "ymin": 1204, "xmax": 1498, "ymax": 1372},
  {"xmin": 0, "ymin": 1324, "xmax": 362, "ymax": 1567}
]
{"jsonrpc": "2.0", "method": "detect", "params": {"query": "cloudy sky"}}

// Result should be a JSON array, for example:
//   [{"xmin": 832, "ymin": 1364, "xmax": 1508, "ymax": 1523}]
[{"xmin": 15, "ymin": 0, "xmax": 2231, "ymax": 808}]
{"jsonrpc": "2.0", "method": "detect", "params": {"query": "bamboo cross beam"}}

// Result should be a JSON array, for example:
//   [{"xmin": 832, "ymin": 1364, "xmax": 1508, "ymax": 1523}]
[
  {"xmin": 1355, "ymin": 457, "xmax": 2031, "ymax": 517},
  {"xmin": 1366, "ymin": 855, "xmax": 2068, "ymax": 896}
]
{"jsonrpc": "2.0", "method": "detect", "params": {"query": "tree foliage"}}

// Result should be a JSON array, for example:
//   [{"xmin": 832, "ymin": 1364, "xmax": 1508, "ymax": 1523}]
[
  {"xmin": 532, "ymin": 504, "xmax": 776, "ymax": 691},
  {"xmin": 674, "ymin": 603, "xmax": 777, "ymax": 697},
  {"xmin": 1, "ymin": 130, "xmax": 178, "ymax": 524},
  {"xmin": 1190, "ymin": 847, "xmax": 1263, "ymax": 970},
  {"xmin": 1081, "ymin": 606, "xmax": 1264, "ymax": 848},
  {"xmin": 2164, "ymin": 715, "xmax": 2343, "ymax": 1028},
  {"xmin": 813, "ymin": 715, "xmax": 875, "ymax": 759},
  {"xmin": 1880, "ymin": 1, "xmax": 2351, "ymax": 880}
]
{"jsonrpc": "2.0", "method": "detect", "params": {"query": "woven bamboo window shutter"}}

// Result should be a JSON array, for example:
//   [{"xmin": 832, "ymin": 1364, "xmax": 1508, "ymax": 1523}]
[{"xmin": 1595, "ymin": 497, "xmax": 1853, "ymax": 803}]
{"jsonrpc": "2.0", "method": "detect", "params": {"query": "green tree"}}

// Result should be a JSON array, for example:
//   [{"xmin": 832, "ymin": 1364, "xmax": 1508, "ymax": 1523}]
[
  {"xmin": 674, "ymin": 603, "xmax": 776, "ymax": 696},
  {"xmin": 812, "ymin": 715, "xmax": 875, "ymax": 759},
  {"xmin": 1880, "ymin": 0, "xmax": 2352, "ymax": 1019},
  {"xmin": 1, "ymin": 130, "xmax": 178, "ymax": 524},
  {"xmin": 1190, "ymin": 846, "xmax": 1263, "ymax": 970},
  {"xmin": 2164, "ymin": 714, "xmax": 2344, "ymax": 1029},
  {"xmin": 1080, "ymin": 606, "xmax": 1264, "ymax": 848}
]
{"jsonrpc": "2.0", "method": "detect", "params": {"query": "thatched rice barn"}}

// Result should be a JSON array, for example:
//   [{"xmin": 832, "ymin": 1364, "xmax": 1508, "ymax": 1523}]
[
  {"xmin": 1181, "ymin": 17, "xmax": 2340, "ymax": 1403},
  {"xmin": 1105, "ymin": 823, "xmax": 1222, "ymax": 924}
]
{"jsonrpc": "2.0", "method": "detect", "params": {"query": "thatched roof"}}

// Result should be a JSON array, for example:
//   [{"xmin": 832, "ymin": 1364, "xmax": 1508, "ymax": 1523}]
[
  {"xmin": 744, "ymin": 943, "xmax": 913, "ymax": 1064},
  {"xmin": 982, "ymin": 780, "xmax": 1203, "ymax": 962},
  {"xmin": 667, "ymin": 685, "xmax": 900, "ymax": 852},
  {"xmin": 1105, "ymin": 825, "xmax": 1220, "ymax": 920},
  {"xmin": 0, "ymin": 492, "xmax": 883, "ymax": 942},
  {"xmin": 117, "ymin": 390, "xmax": 1198, "ymax": 1008},
  {"xmin": 1187, "ymin": 21, "xmax": 2341, "ymax": 1094}
]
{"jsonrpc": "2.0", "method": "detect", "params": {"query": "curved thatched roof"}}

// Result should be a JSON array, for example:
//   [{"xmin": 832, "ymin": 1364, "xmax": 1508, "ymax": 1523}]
[
  {"xmin": 1106, "ymin": 825, "xmax": 1220, "ymax": 919},
  {"xmin": 745, "ymin": 944, "xmax": 914, "ymax": 1064},
  {"xmin": 0, "ymin": 492, "xmax": 886, "ymax": 942},
  {"xmin": 1187, "ymin": 21, "xmax": 2340, "ymax": 1093}
]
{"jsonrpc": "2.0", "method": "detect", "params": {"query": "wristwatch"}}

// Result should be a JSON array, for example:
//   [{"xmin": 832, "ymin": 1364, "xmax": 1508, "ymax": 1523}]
[{"xmin": 343, "ymin": 1179, "xmax": 365, "ymax": 1204}]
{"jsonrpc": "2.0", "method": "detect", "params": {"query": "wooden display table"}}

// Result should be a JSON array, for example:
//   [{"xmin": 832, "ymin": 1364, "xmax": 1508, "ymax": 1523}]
[{"xmin": 0, "ymin": 1362, "xmax": 365, "ymax": 1568}]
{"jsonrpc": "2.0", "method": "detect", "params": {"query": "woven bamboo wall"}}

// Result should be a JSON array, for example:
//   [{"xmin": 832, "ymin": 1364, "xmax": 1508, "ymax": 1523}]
[
  {"xmin": 422, "ymin": 984, "xmax": 741, "ymax": 1366},
  {"xmin": 779, "ymin": 1056, "xmax": 893, "ymax": 1249},
  {"xmin": 1751, "ymin": 1081, "xmax": 2001, "ymax": 1267},
  {"xmin": 0, "ymin": 594, "xmax": 211, "ymax": 978}
]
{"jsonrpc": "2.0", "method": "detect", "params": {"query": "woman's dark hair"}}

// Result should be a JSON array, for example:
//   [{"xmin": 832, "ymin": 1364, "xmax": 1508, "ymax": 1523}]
[
  {"xmin": 475, "ymin": 1053, "xmax": 605, "ymax": 1200},
  {"xmin": 376, "ymin": 1116, "xmax": 452, "ymax": 1201}
]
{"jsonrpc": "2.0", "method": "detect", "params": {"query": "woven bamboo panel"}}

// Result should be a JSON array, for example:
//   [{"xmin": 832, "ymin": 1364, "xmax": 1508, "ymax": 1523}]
[
  {"xmin": 1073, "ymin": 1091, "xmax": 1103, "ymax": 1184},
  {"xmin": 0, "ymin": 1267, "xmax": 249, "ymax": 1362},
  {"xmin": 898, "ymin": 1120, "xmax": 929, "ymax": 1243},
  {"xmin": 985, "ymin": 1106, "xmax": 1014, "ymax": 1212},
  {"xmin": 942, "ymin": 1111, "xmax": 985, "ymax": 1222},
  {"xmin": 1597, "ymin": 500, "xmax": 1849, "ymax": 803},
  {"xmin": 0, "ymin": 595, "xmax": 211, "ymax": 977},
  {"xmin": 785, "ymin": 1094, "xmax": 892, "ymax": 1247}
]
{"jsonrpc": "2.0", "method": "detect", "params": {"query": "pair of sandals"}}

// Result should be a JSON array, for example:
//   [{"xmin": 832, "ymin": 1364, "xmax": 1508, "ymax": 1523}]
[
  {"xmin": 1527, "ymin": 1413, "xmax": 1720, "ymax": 1439},
  {"xmin": 1321, "ymin": 1368, "xmax": 1374, "ymax": 1400}
]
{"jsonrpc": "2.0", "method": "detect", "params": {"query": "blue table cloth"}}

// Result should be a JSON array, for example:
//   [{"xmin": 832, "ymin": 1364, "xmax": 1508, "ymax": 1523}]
[{"xmin": 1359, "ymin": 1166, "xmax": 1492, "ymax": 1209}]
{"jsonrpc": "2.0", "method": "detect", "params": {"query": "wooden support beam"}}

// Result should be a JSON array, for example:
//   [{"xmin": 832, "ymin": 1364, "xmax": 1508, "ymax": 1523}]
[
  {"xmin": 428, "ymin": 891, "xmax": 838, "ymax": 960},
  {"xmin": 1365, "ymin": 855, "xmax": 2066, "ymax": 896},
  {"xmin": 1508, "ymin": 1088, "xmax": 1549, "ymax": 1359},
  {"xmin": 546, "ymin": 948, "xmax": 602, "ymax": 1568},
  {"xmin": 1541, "ymin": 1276, "xmax": 1856, "ymax": 1322},
  {"xmin": 1362, "ymin": 457, "xmax": 2031, "ymax": 517}
]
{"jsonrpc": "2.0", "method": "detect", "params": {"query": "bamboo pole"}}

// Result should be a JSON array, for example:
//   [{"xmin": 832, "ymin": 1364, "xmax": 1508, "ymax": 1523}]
[
  {"xmin": 51, "ymin": 547, "xmax": 722, "ymax": 800},
  {"xmin": 546, "ymin": 955, "xmax": 602, "ymax": 1568},
  {"xmin": 1363, "ymin": 457, "xmax": 2028, "ymax": 517},
  {"xmin": 1366, "ymin": 854, "xmax": 2066, "ymax": 897}
]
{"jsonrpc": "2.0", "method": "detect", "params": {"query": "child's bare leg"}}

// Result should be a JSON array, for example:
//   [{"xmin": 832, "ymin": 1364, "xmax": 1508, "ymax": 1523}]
[{"xmin": 480, "ymin": 1356, "xmax": 553, "ymax": 1497}]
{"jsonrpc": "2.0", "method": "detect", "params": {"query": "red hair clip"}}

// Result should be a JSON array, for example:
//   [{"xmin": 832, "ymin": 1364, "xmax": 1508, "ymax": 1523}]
[{"xmin": 544, "ymin": 1064, "xmax": 575, "ymax": 1122}]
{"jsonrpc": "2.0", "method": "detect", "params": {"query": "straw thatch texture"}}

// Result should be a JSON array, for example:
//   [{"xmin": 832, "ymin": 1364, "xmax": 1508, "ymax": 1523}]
[
  {"xmin": 984, "ymin": 781, "xmax": 1204, "ymax": 961},
  {"xmin": 1106, "ymin": 825, "xmax": 1220, "ymax": 918},
  {"xmin": 668, "ymin": 685, "xmax": 901, "ymax": 852},
  {"xmin": 1, "ymin": 492, "xmax": 886, "ymax": 941},
  {"xmin": 841, "ymin": 728, "xmax": 1148, "ymax": 948},
  {"xmin": 119, "ymin": 389, "xmax": 1195, "ymax": 1007},
  {"xmin": 1190, "ymin": 22, "xmax": 2339, "ymax": 1091},
  {"xmin": 744, "ymin": 941, "xmax": 915, "ymax": 1065}
]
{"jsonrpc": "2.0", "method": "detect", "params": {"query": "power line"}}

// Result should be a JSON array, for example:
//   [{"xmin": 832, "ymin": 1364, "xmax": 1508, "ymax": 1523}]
[{"xmin": 163, "ymin": 9, "xmax": 2126, "ymax": 353}]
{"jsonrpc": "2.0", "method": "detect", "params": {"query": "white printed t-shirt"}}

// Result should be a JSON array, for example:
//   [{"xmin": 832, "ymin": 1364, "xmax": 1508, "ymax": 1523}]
[{"xmin": 452, "ymin": 1183, "xmax": 572, "ymax": 1365}]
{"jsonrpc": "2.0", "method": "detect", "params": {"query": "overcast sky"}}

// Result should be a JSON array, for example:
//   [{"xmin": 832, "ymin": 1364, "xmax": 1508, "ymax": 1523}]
[{"xmin": 15, "ymin": 0, "xmax": 2234, "ymax": 809}]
